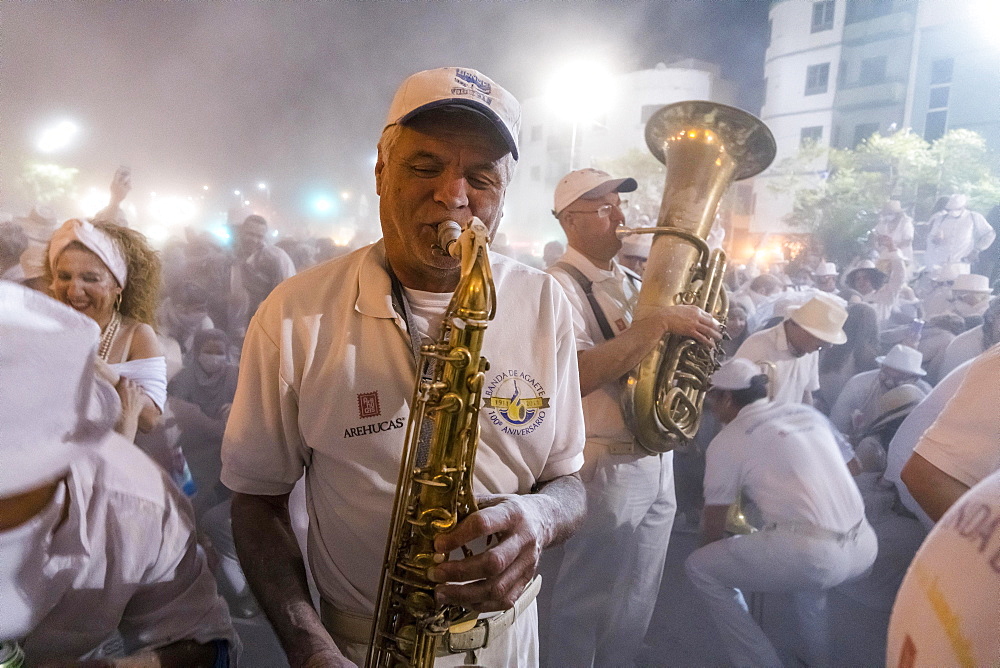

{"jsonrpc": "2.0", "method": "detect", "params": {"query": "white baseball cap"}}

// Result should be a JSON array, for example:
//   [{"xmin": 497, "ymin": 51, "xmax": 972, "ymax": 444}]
[
  {"xmin": 0, "ymin": 281, "xmax": 120, "ymax": 496},
  {"xmin": 711, "ymin": 358, "xmax": 764, "ymax": 391},
  {"xmin": 553, "ymin": 168, "xmax": 638, "ymax": 217},
  {"xmin": 384, "ymin": 67, "xmax": 521, "ymax": 160}
]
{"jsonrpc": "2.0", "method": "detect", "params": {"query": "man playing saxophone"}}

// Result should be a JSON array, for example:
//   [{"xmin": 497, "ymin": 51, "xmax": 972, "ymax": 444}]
[
  {"xmin": 542, "ymin": 168, "xmax": 721, "ymax": 667},
  {"xmin": 221, "ymin": 68, "xmax": 587, "ymax": 667}
]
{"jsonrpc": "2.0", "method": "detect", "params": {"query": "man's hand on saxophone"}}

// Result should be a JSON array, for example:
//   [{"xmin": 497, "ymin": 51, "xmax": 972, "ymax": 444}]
[{"xmin": 427, "ymin": 477, "xmax": 585, "ymax": 612}]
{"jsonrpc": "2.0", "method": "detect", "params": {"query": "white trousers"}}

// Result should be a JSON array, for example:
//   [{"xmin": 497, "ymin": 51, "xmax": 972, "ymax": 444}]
[
  {"xmin": 542, "ymin": 445, "xmax": 676, "ymax": 667},
  {"xmin": 685, "ymin": 524, "xmax": 877, "ymax": 667}
]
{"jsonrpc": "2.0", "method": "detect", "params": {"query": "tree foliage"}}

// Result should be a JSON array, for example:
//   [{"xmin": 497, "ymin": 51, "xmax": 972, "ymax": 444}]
[{"xmin": 769, "ymin": 129, "xmax": 1000, "ymax": 265}]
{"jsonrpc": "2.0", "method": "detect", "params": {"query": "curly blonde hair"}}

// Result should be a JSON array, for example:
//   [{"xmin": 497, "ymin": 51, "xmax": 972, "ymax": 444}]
[{"xmin": 44, "ymin": 222, "xmax": 162, "ymax": 328}]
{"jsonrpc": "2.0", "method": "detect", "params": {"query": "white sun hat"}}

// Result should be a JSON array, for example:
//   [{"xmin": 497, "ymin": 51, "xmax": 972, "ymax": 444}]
[
  {"xmin": 813, "ymin": 261, "xmax": 839, "ymax": 277},
  {"xmin": 951, "ymin": 274, "xmax": 992, "ymax": 294},
  {"xmin": 787, "ymin": 294, "xmax": 848, "ymax": 345},
  {"xmin": 0, "ymin": 281, "xmax": 120, "ymax": 496},
  {"xmin": 384, "ymin": 67, "xmax": 521, "ymax": 160},
  {"xmin": 876, "ymin": 344, "xmax": 926, "ymax": 376},
  {"xmin": 552, "ymin": 168, "xmax": 638, "ymax": 217}
]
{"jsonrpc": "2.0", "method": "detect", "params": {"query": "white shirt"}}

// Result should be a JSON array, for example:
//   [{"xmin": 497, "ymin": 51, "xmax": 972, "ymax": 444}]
[
  {"xmin": 938, "ymin": 324, "xmax": 989, "ymax": 380},
  {"xmin": 885, "ymin": 361, "xmax": 973, "ymax": 528},
  {"xmin": 874, "ymin": 214, "xmax": 914, "ymax": 264},
  {"xmin": 704, "ymin": 400, "xmax": 865, "ymax": 532},
  {"xmin": 924, "ymin": 208, "xmax": 996, "ymax": 268},
  {"xmin": 887, "ymin": 469, "xmax": 1000, "ymax": 666},
  {"xmin": 733, "ymin": 322, "xmax": 820, "ymax": 405},
  {"xmin": 913, "ymin": 343, "xmax": 1000, "ymax": 488},
  {"xmin": 1, "ymin": 433, "xmax": 235, "ymax": 662},
  {"xmin": 547, "ymin": 246, "xmax": 640, "ymax": 443},
  {"xmin": 221, "ymin": 241, "xmax": 585, "ymax": 617}
]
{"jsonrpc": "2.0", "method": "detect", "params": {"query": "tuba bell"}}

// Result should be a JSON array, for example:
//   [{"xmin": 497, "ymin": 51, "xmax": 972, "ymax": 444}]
[{"xmin": 619, "ymin": 101, "xmax": 775, "ymax": 454}]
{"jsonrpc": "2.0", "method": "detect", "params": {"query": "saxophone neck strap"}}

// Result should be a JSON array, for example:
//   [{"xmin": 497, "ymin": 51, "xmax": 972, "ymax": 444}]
[
  {"xmin": 387, "ymin": 263, "xmax": 428, "ymax": 369},
  {"xmin": 554, "ymin": 261, "xmax": 618, "ymax": 342}
]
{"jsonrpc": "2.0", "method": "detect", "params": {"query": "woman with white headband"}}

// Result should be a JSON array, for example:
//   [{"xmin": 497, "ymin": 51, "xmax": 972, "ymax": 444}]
[{"xmin": 45, "ymin": 218, "xmax": 166, "ymax": 440}]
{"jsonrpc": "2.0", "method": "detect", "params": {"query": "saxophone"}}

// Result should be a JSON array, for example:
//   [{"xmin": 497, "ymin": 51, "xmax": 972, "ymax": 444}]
[
  {"xmin": 618, "ymin": 101, "xmax": 776, "ymax": 454},
  {"xmin": 367, "ymin": 219, "xmax": 496, "ymax": 668}
]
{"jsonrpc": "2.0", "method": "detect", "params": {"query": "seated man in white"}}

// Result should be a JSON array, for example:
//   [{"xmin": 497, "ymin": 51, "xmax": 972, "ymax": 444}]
[
  {"xmin": 828, "ymin": 345, "xmax": 931, "ymax": 442},
  {"xmin": 686, "ymin": 359, "xmax": 877, "ymax": 668},
  {"xmin": 0, "ymin": 281, "xmax": 235, "ymax": 665}
]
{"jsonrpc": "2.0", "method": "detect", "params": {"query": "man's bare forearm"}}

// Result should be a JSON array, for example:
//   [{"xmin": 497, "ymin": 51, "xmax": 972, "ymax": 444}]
[
  {"xmin": 901, "ymin": 453, "xmax": 970, "ymax": 522},
  {"xmin": 533, "ymin": 472, "xmax": 586, "ymax": 546},
  {"xmin": 230, "ymin": 492, "xmax": 345, "ymax": 666}
]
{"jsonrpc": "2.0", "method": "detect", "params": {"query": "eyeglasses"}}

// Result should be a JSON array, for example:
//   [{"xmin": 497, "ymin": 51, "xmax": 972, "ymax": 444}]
[{"xmin": 565, "ymin": 200, "xmax": 628, "ymax": 218}]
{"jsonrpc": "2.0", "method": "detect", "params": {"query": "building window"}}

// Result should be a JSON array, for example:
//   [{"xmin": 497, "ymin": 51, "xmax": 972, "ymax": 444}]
[
  {"xmin": 811, "ymin": 1, "xmax": 835, "ymax": 32},
  {"xmin": 930, "ymin": 58, "xmax": 954, "ymax": 85},
  {"xmin": 853, "ymin": 122, "xmax": 880, "ymax": 147},
  {"xmin": 924, "ymin": 110, "xmax": 948, "ymax": 142},
  {"xmin": 800, "ymin": 126, "xmax": 824, "ymax": 146},
  {"xmin": 641, "ymin": 104, "xmax": 663, "ymax": 124},
  {"xmin": 530, "ymin": 125, "xmax": 543, "ymax": 142},
  {"xmin": 858, "ymin": 56, "xmax": 887, "ymax": 85},
  {"xmin": 845, "ymin": 0, "xmax": 892, "ymax": 24},
  {"xmin": 805, "ymin": 63, "xmax": 830, "ymax": 95},
  {"xmin": 928, "ymin": 87, "xmax": 950, "ymax": 109}
]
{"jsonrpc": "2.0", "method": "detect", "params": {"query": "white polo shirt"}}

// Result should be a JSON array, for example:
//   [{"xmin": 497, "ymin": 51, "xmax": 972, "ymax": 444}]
[
  {"xmin": 547, "ymin": 246, "xmax": 640, "ymax": 443},
  {"xmin": 732, "ymin": 322, "xmax": 820, "ymax": 405},
  {"xmin": 705, "ymin": 400, "xmax": 865, "ymax": 532},
  {"xmin": 221, "ymin": 241, "xmax": 585, "ymax": 616}
]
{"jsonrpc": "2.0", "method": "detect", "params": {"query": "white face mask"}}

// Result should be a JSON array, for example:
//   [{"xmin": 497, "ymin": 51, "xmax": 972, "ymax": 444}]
[{"xmin": 197, "ymin": 353, "xmax": 227, "ymax": 374}]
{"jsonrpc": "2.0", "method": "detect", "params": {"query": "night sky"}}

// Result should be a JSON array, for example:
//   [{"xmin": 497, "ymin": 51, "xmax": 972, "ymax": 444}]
[{"xmin": 1, "ymin": 0, "xmax": 770, "ymax": 221}]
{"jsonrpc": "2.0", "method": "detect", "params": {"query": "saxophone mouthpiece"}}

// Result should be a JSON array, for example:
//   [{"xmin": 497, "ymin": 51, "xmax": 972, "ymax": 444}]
[{"xmin": 435, "ymin": 221, "xmax": 463, "ymax": 258}]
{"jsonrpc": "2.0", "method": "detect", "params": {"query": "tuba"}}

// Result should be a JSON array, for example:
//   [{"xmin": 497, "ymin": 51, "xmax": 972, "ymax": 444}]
[
  {"xmin": 367, "ymin": 219, "xmax": 496, "ymax": 668},
  {"xmin": 619, "ymin": 101, "xmax": 775, "ymax": 454}
]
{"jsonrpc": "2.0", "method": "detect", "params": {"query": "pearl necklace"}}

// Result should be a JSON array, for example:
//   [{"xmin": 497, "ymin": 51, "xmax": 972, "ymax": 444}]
[{"xmin": 98, "ymin": 311, "xmax": 121, "ymax": 362}]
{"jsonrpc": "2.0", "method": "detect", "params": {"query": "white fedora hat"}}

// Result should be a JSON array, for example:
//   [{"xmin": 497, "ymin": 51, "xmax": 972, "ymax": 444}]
[
  {"xmin": 951, "ymin": 274, "xmax": 992, "ymax": 293},
  {"xmin": 813, "ymin": 261, "xmax": 839, "ymax": 277},
  {"xmin": 865, "ymin": 383, "xmax": 926, "ymax": 433},
  {"xmin": 788, "ymin": 294, "xmax": 848, "ymax": 345},
  {"xmin": 0, "ymin": 281, "xmax": 120, "ymax": 496},
  {"xmin": 876, "ymin": 344, "xmax": 926, "ymax": 376}
]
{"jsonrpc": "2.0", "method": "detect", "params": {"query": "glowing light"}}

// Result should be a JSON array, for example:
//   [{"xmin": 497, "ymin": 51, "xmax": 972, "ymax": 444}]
[
  {"xmin": 545, "ymin": 56, "xmax": 615, "ymax": 123},
  {"xmin": 341, "ymin": 191, "xmax": 352, "ymax": 201},
  {"xmin": 202, "ymin": 185, "xmax": 210, "ymax": 191},
  {"xmin": 77, "ymin": 188, "xmax": 111, "ymax": 217},
  {"xmin": 330, "ymin": 226, "xmax": 354, "ymax": 246},
  {"xmin": 37, "ymin": 120, "xmax": 80, "ymax": 153},
  {"xmin": 233, "ymin": 190, "xmax": 241, "ymax": 196},
  {"xmin": 243, "ymin": 200, "xmax": 251, "ymax": 206},
  {"xmin": 258, "ymin": 182, "xmax": 268, "ymax": 190},
  {"xmin": 209, "ymin": 225, "xmax": 231, "ymax": 243},
  {"xmin": 312, "ymin": 195, "xmax": 335, "ymax": 215},
  {"xmin": 143, "ymin": 225, "xmax": 170, "ymax": 244},
  {"xmin": 148, "ymin": 195, "xmax": 199, "ymax": 224}
]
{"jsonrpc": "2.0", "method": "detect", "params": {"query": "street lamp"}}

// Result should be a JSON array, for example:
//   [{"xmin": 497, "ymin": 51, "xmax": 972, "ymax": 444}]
[
  {"xmin": 37, "ymin": 120, "xmax": 80, "ymax": 154},
  {"xmin": 546, "ymin": 57, "xmax": 616, "ymax": 170}
]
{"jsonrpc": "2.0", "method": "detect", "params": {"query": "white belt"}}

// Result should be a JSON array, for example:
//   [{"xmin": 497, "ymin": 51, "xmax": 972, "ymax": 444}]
[
  {"xmin": 760, "ymin": 518, "xmax": 865, "ymax": 546},
  {"xmin": 320, "ymin": 574, "xmax": 541, "ymax": 656}
]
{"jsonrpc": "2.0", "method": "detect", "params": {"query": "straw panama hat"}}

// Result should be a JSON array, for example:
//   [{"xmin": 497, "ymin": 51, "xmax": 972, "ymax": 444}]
[{"xmin": 787, "ymin": 294, "xmax": 848, "ymax": 344}]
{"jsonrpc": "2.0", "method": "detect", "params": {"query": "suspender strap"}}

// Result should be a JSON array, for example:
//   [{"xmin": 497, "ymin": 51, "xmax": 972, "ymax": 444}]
[{"xmin": 554, "ymin": 262, "xmax": 617, "ymax": 341}]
